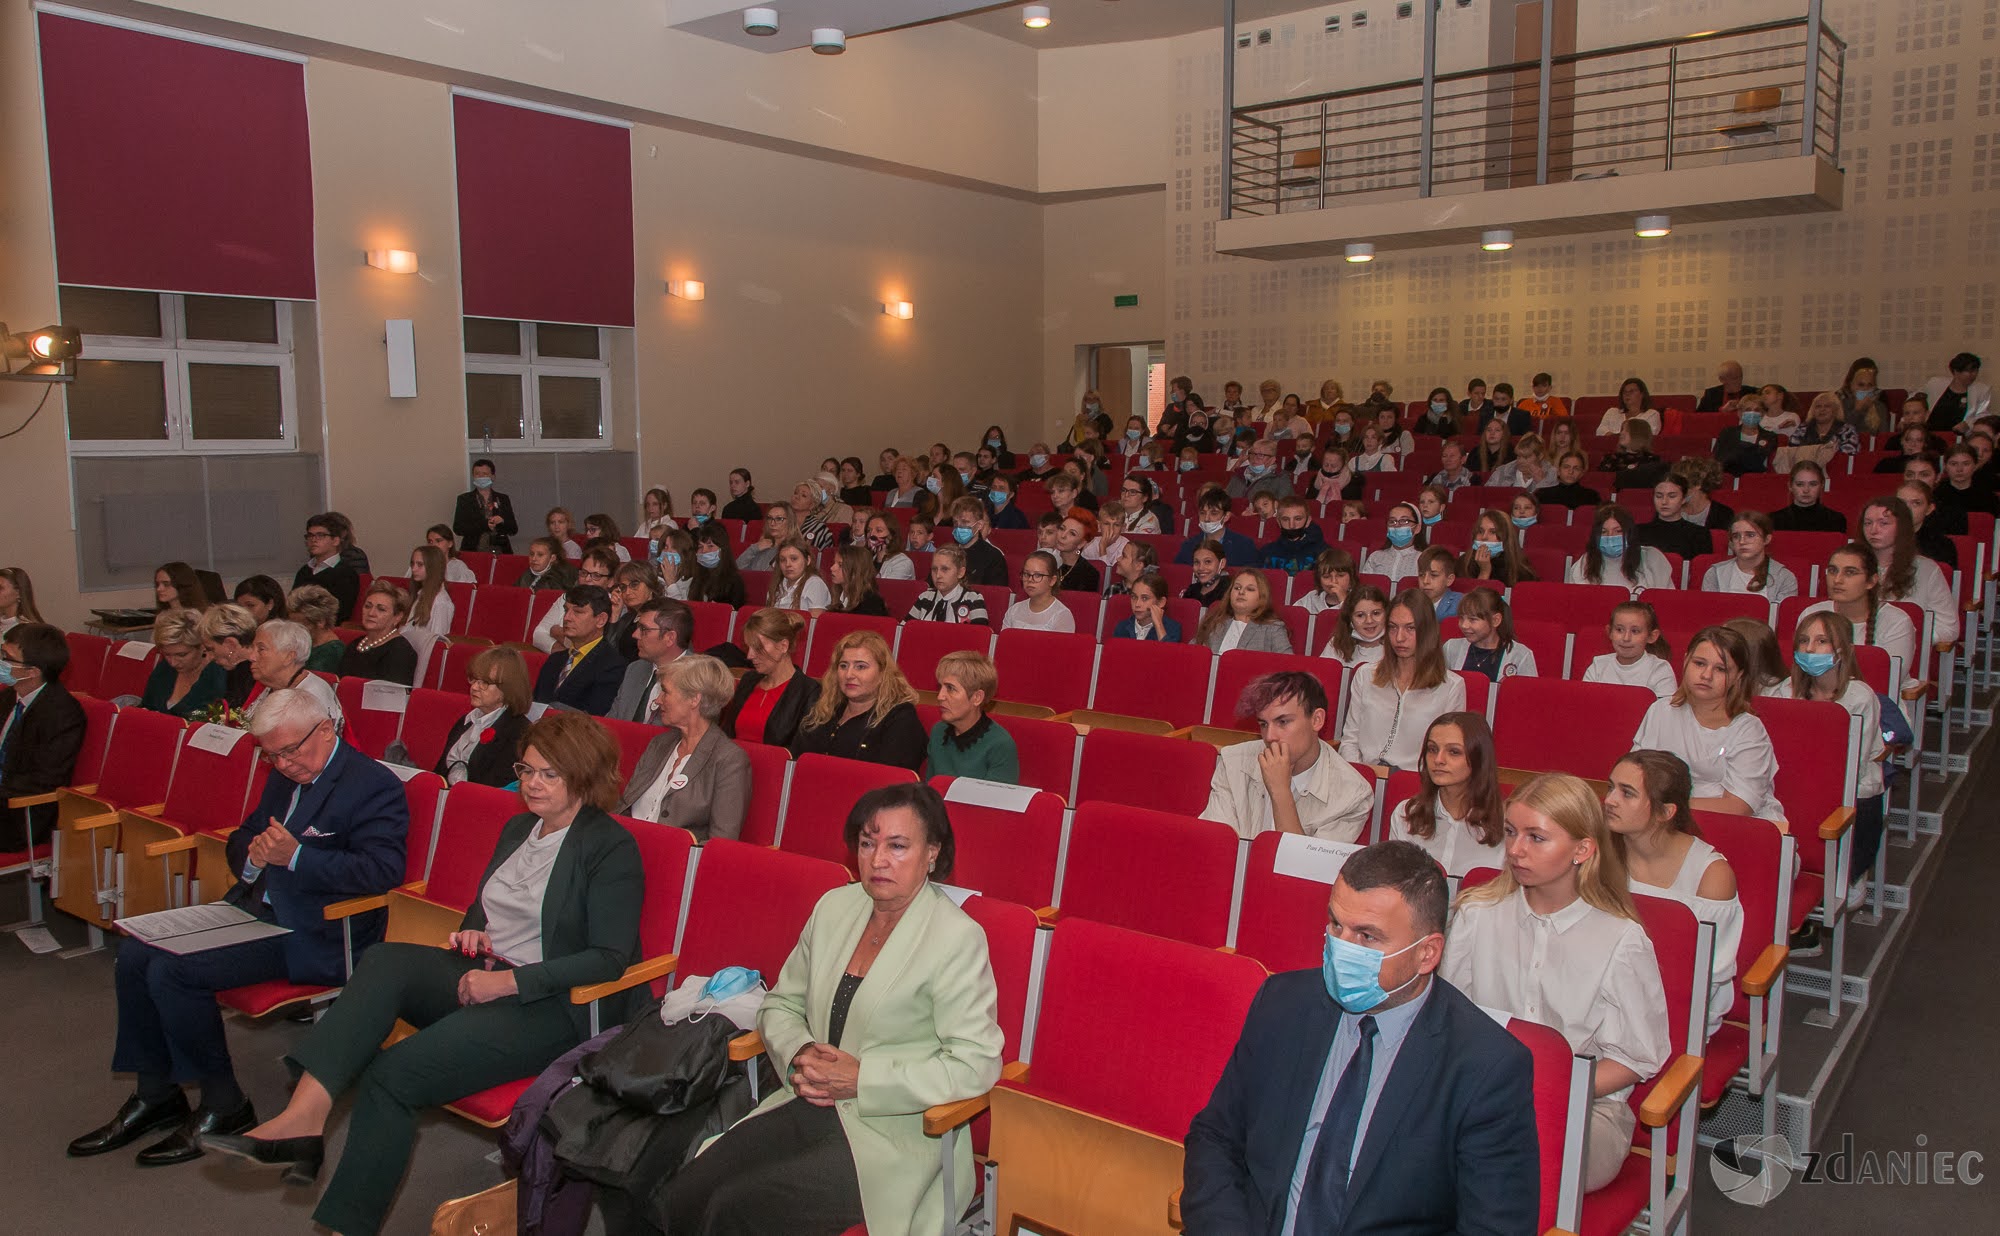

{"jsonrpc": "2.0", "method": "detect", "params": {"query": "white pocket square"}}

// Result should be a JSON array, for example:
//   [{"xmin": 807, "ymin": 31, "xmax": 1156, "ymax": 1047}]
[{"xmin": 300, "ymin": 826, "xmax": 335, "ymax": 839}]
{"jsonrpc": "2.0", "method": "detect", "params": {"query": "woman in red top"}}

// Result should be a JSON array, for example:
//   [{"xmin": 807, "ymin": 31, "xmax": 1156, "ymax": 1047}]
[{"xmin": 718, "ymin": 608, "xmax": 822, "ymax": 748}]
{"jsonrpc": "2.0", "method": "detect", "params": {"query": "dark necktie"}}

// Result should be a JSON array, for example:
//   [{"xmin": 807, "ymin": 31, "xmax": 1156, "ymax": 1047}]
[
  {"xmin": 1294, "ymin": 1015, "xmax": 1378, "ymax": 1233},
  {"xmin": 0, "ymin": 700, "xmax": 24, "ymax": 770}
]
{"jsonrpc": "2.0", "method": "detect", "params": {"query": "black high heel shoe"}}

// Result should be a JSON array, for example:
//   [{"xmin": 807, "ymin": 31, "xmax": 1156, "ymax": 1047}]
[{"xmin": 199, "ymin": 1131, "xmax": 326, "ymax": 1186}]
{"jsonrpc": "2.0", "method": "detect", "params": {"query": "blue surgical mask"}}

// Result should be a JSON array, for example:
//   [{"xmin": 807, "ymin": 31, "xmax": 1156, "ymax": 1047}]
[
  {"xmin": 1126, "ymin": 429, "xmax": 1142, "ymax": 441},
  {"xmin": 1474, "ymin": 539, "xmax": 1504, "ymax": 556},
  {"xmin": 0, "ymin": 659, "xmax": 16, "ymax": 687},
  {"xmin": 1741, "ymin": 410, "xmax": 1763, "ymax": 429},
  {"xmin": 696, "ymin": 549, "xmax": 722, "ymax": 568},
  {"xmin": 1030, "ymin": 453, "xmax": 1049, "ymax": 469},
  {"xmin": 1199, "ymin": 519, "xmax": 1224, "ymax": 535},
  {"xmin": 1322, "ymin": 932, "xmax": 1423, "ymax": 1013},
  {"xmin": 989, "ymin": 490, "xmax": 1010, "ymax": 507},
  {"xmin": 986, "ymin": 437, "xmax": 1003, "ymax": 448},
  {"xmin": 1430, "ymin": 400, "xmax": 1449, "ymax": 414},
  {"xmin": 1598, "ymin": 534, "xmax": 1626, "ymax": 557},
  {"xmin": 924, "ymin": 476, "xmax": 941, "ymax": 494},
  {"xmin": 952, "ymin": 526, "xmax": 975, "ymax": 546},
  {"xmin": 1386, "ymin": 526, "xmax": 1415, "ymax": 548},
  {"xmin": 959, "ymin": 471, "xmax": 972, "ymax": 484},
  {"xmin": 472, "ymin": 476, "xmax": 494, "ymax": 489},
  {"xmin": 702, "ymin": 966, "xmax": 762, "ymax": 1001},
  {"xmin": 1334, "ymin": 423, "xmax": 1352, "ymax": 437},
  {"xmin": 1852, "ymin": 388, "xmax": 1877, "ymax": 400},
  {"xmin": 1422, "ymin": 512, "xmax": 1442, "ymax": 526},
  {"xmin": 665, "ymin": 551, "xmax": 683, "ymax": 566},
  {"xmin": 1512, "ymin": 515, "xmax": 1537, "ymax": 529},
  {"xmin": 1794, "ymin": 650, "xmax": 1837, "ymax": 677},
  {"xmin": 1179, "ymin": 459, "xmax": 1198, "ymax": 472},
  {"xmin": 1244, "ymin": 463, "xmax": 1269, "ymax": 479},
  {"xmin": 693, "ymin": 512, "xmax": 710, "ymax": 524}
]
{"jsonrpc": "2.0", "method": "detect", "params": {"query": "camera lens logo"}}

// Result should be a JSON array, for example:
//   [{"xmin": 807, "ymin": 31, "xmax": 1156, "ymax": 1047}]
[{"xmin": 1711, "ymin": 1134, "xmax": 1795, "ymax": 1205}]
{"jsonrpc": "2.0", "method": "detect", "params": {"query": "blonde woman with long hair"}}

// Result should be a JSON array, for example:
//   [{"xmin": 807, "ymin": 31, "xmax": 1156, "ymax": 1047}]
[
  {"xmin": 787, "ymin": 630, "xmax": 927, "ymax": 771},
  {"xmin": 1441, "ymin": 771, "xmax": 1671, "ymax": 1191}
]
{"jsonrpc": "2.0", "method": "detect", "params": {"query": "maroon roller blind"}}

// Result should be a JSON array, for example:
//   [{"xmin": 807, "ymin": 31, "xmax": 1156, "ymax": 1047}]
[
  {"xmin": 38, "ymin": 13, "xmax": 316, "ymax": 300},
  {"xmin": 453, "ymin": 95, "xmax": 634, "ymax": 328}
]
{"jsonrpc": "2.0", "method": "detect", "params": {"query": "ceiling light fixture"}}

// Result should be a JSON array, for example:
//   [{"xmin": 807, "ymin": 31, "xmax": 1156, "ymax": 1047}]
[
  {"xmin": 1635, "ymin": 214, "xmax": 1672, "ymax": 238},
  {"xmin": 1343, "ymin": 242, "xmax": 1375, "ymax": 264},
  {"xmin": 1480, "ymin": 229, "xmax": 1514, "ymax": 252},
  {"xmin": 811, "ymin": 27, "xmax": 845, "ymax": 53},
  {"xmin": 742, "ymin": 8, "xmax": 777, "ymax": 35},
  {"xmin": 1023, "ymin": 5, "xmax": 1052, "ymax": 28}
]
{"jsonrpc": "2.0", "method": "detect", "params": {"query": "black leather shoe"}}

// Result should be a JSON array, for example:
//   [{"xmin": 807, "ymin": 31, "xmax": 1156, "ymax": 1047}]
[
  {"xmin": 136, "ymin": 1098, "xmax": 256, "ymax": 1167},
  {"xmin": 201, "ymin": 1130, "xmax": 326, "ymax": 1186},
  {"xmin": 67, "ymin": 1092, "xmax": 191, "ymax": 1158}
]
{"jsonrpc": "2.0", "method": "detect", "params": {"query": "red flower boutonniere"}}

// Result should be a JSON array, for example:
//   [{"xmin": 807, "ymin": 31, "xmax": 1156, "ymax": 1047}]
[{"xmin": 478, "ymin": 727, "xmax": 497, "ymax": 745}]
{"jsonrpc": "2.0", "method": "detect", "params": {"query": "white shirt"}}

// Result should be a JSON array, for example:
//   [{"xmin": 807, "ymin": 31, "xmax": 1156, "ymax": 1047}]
[
  {"xmin": 876, "ymin": 552, "xmax": 916, "ymax": 581},
  {"xmin": 1891, "ymin": 555, "xmax": 1959, "ymax": 645},
  {"xmin": 1083, "ymin": 534, "xmax": 1130, "ymax": 566},
  {"xmin": 1443, "ymin": 638, "xmax": 1539, "ymax": 681},
  {"xmin": 1360, "ymin": 545, "xmax": 1421, "ymax": 583},
  {"xmin": 480, "ymin": 819, "xmax": 574, "ymax": 966},
  {"xmin": 0, "ymin": 682, "xmax": 47, "ymax": 751},
  {"xmin": 627, "ymin": 741, "xmax": 697, "ymax": 824},
  {"xmin": 532, "ymin": 595, "xmax": 566, "ymax": 653},
  {"xmin": 1294, "ymin": 591, "xmax": 1343, "ymax": 616},
  {"xmin": 1123, "ymin": 510, "xmax": 1163, "ymax": 535},
  {"xmin": 1799, "ymin": 600, "xmax": 1920, "ymax": 694},
  {"xmin": 1593, "ymin": 407, "xmax": 1662, "ymax": 437},
  {"xmin": 1442, "ymin": 892, "xmax": 1671, "ymax": 1148},
  {"xmin": 412, "ymin": 590, "xmax": 455, "ymax": 639},
  {"xmin": 1770, "ymin": 676, "xmax": 1886, "ymax": 799},
  {"xmin": 1582, "ymin": 653, "xmax": 1679, "ymax": 698},
  {"xmin": 663, "ymin": 578, "xmax": 691, "ymax": 601},
  {"xmin": 1632, "ymin": 698, "xmax": 1784, "ymax": 822},
  {"xmin": 1338, "ymin": 669, "xmax": 1467, "ymax": 769},
  {"xmin": 1700, "ymin": 559, "xmax": 1797, "ymax": 603},
  {"xmin": 1629, "ymin": 837, "xmax": 1742, "ymax": 1042},
  {"xmin": 772, "ymin": 575, "xmax": 832, "ymax": 612},
  {"xmin": 444, "ymin": 558, "xmax": 479, "ymax": 585},
  {"xmin": 248, "ymin": 672, "xmax": 344, "ymax": 726},
  {"xmin": 1002, "ymin": 599, "xmax": 1076, "ymax": 633},
  {"xmin": 560, "ymin": 540, "xmax": 583, "ymax": 561},
  {"xmin": 1321, "ymin": 637, "xmax": 1385, "ymax": 667},
  {"xmin": 1200, "ymin": 739, "xmax": 1375, "ymax": 842},
  {"xmin": 441, "ymin": 706, "xmax": 506, "ymax": 785},
  {"xmin": 1386, "ymin": 798, "xmax": 1502, "ymax": 877},
  {"xmin": 1566, "ymin": 547, "xmax": 1674, "ymax": 596}
]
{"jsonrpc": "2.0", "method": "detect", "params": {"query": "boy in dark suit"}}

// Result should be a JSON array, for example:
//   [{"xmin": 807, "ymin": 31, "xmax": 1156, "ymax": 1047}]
[
  {"xmin": 533, "ymin": 586, "xmax": 628, "ymax": 715},
  {"xmin": 0, "ymin": 623, "xmax": 86, "ymax": 855}
]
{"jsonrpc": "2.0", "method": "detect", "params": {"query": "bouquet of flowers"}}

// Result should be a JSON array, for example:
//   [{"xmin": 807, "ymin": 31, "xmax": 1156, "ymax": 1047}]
[{"xmin": 199, "ymin": 698, "xmax": 250, "ymax": 730}]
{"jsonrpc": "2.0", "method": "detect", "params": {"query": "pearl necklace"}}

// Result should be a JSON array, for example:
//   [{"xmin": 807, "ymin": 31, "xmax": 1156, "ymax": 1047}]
[{"xmin": 354, "ymin": 630, "xmax": 400, "ymax": 652}]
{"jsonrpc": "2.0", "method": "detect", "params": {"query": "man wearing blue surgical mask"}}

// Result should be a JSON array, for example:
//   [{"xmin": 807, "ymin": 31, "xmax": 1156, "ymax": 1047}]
[
  {"xmin": 451, "ymin": 458, "xmax": 518, "ymax": 553},
  {"xmin": 0, "ymin": 623, "xmax": 86, "ymax": 856},
  {"xmin": 1226, "ymin": 439, "xmax": 1296, "ymax": 503},
  {"xmin": 947, "ymin": 497, "xmax": 1009, "ymax": 586},
  {"xmin": 1184, "ymin": 841, "xmax": 1538, "ymax": 1234}
]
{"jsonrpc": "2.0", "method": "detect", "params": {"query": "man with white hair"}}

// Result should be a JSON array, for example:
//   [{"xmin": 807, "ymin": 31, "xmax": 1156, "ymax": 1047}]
[{"xmin": 69, "ymin": 688, "xmax": 405, "ymax": 1170}]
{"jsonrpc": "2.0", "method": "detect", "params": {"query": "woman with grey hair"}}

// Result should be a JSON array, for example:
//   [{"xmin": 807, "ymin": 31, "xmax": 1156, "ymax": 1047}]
[
  {"xmin": 246, "ymin": 619, "xmax": 343, "ymax": 724},
  {"xmin": 285, "ymin": 585, "xmax": 347, "ymax": 674},
  {"xmin": 199, "ymin": 603, "xmax": 261, "ymax": 709},
  {"xmin": 614, "ymin": 654, "xmax": 751, "ymax": 841}
]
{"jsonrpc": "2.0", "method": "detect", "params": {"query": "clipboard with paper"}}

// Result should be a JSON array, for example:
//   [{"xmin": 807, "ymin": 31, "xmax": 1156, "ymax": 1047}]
[{"xmin": 115, "ymin": 903, "xmax": 290, "ymax": 955}]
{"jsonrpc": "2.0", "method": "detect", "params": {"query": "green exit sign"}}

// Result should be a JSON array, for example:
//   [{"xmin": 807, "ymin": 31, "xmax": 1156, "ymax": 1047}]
[{"xmin": 1114, "ymin": 294, "xmax": 1139, "ymax": 307}]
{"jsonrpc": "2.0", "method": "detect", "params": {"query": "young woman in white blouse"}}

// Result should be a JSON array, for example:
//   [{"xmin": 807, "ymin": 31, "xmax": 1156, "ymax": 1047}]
[
  {"xmin": 1292, "ymin": 547, "xmax": 1357, "ymax": 616},
  {"xmin": 1338, "ymin": 590, "xmax": 1466, "ymax": 770},
  {"xmin": 1442, "ymin": 771, "xmax": 1671, "ymax": 1192},
  {"xmin": 766, "ymin": 539, "xmax": 832, "ymax": 616},
  {"xmin": 1566, "ymin": 505, "xmax": 1673, "ymax": 596},
  {"xmin": 1771, "ymin": 612, "xmax": 1888, "ymax": 884},
  {"xmin": 405, "ymin": 545, "xmax": 455, "ymax": 639},
  {"xmin": 1193, "ymin": 570, "xmax": 1293, "ymax": 654},
  {"xmin": 1861, "ymin": 497, "xmax": 1958, "ymax": 645},
  {"xmin": 1604, "ymin": 750, "xmax": 1740, "ymax": 1043},
  {"xmin": 1630, "ymin": 625, "xmax": 1783, "ymax": 821},
  {"xmin": 1319, "ymin": 584, "xmax": 1388, "ymax": 666},
  {"xmin": 1361, "ymin": 501, "xmax": 1426, "ymax": 583},
  {"xmin": 1443, "ymin": 586, "xmax": 1538, "ymax": 682},
  {"xmin": 1371, "ymin": 404, "xmax": 1417, "ymax": 455},
  {"xmin": 424, "ymin": 526, "xmax": 481, "ymax": 584},
  {"xmin": 1351, "ymin": 424, "xmax": 1400, "ymax": 475},
  {"xmin": 1582, "ymin": 600, "xmax": 1679, "ymax": 697},
  {"xmin": 1001, "ymin": 552, "xmax": 1077, "ymax": 632},
  {"xmin": 1699, "ymin": 511, "xmax": 1798, "ymax": 602},
  {"xmin": 1801, "ymin": 543, "xmax": 1921, "ymax": 702},
  {"xmin": 1387, "ymin": 712, "xmax": 1506, "ymax": 877}
]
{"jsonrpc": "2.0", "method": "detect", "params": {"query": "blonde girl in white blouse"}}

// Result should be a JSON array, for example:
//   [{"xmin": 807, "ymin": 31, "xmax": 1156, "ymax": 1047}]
[
  {"xmin": 1699, "ymin": 512, "xmax": 1798, "ymax": 603},
  {"xmin": 1604, "ymin": 751, "xmax": 1741, "ymax": 1043},
  {"xmin": 1386, "ymin": 712, "xmax": 1507, "ymax": 878},
  {"xmin": 1442, "ymin": 771, "xmax": 1672, "ymax": 1192},
  {"xmin": 1338, "ymin": 589, "xmax": 1466, "ymax": 770},
  {"xmin": 1630, "ymin": 626, "xmax": 1784, "ymax": 821}
]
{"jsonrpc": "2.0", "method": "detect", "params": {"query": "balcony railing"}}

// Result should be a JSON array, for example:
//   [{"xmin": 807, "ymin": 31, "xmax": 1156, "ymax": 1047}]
[{"xmin": 1228, "ymin": 15, "xmax": 1843, "ymax": 217}]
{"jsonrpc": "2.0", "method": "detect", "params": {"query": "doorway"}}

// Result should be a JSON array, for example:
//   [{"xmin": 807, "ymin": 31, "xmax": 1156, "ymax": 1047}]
[{"xmin": 1086, "ymin": 341, "xmax": 1167, "ymax": 431}]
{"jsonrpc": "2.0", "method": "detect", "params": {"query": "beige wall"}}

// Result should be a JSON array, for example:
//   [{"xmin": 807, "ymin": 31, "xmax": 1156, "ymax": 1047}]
[
  {"xmin": 1037, "ymin": 39, "xmax": 1171, "ymax": 192},
  {"xmin": 1040, "ymin": 192, "xmax": 1169, "ymax": 436}
]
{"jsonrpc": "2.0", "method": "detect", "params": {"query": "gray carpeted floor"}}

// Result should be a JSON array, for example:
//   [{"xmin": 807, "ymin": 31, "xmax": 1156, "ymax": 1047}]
[{"xmin": 0, "ymin": 900, "xmax": 504, "ymax": 1236}]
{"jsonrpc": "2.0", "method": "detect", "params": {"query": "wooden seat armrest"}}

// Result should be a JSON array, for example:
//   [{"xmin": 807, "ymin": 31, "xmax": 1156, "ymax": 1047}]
[
  {"xmin": 571, "ymin": 954, "xmax": 678, "ymax": 1004},
  {"xmin": 1933, "ymin": 639, "xmax": 1958, "ymax": 652},
  {"xmin": 143, "ymin": 835, "xmax": 202, "ymax": 858},
  {"xmin": 128, "ymin": 803, "xmax": 167, "ymax": 817},
  {"xmin": 1819, "ymin": 805, "xmax": 1856, "ymax": 841},
  {"xmin": 921, "ymin": 1062, "xmax": 1029, "ymax": 1136},
  {"xmin": 66, "ymin": 784, "xmax": 100, "ymax": 797},
  {"xmin": 66, "ymin": 811, "xmax": 121, "ymax": 831},
  {"xmin": 1034, "ymin": 906, "xmax": 1061, "ymax": 926},
  {"xmin": 1165, "ymin": 725, "xmax": 1194, "ymax": 740},
  {"xmin": 1900, "ymin": 681, "xmax": 1933, "ymax": 701},
  {"xmin": 1638, "ymin": 1054, "xmax": 1704, "ymax": 1128},
  {"xmin": 6, "ymin": 792, "xmax": 61, "ymax": 809},
  {"xmin": 1168, "ymin": 1186, "xmax": 1183, "ymax": 1230},
  {"xmin": 323, "ymin": 890, "xmax": 402, "ymax": 920},
  {"xmin": 729, "ymin": 1031, "xmax": 767, "ymax": 1063},
  {"xmin": 1740, "ymin": 943, "xmax": 1790, "ymax": 998}
]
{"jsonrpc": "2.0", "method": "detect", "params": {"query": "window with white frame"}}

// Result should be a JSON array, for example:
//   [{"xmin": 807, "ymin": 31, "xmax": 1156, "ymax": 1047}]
[
  {"xmin": 59, "ymin": 286, "xmax": 299, "ymax": 454},
  {"xmin": 463, "ymin": 318, "xmax": 611, "ymax": 450}
]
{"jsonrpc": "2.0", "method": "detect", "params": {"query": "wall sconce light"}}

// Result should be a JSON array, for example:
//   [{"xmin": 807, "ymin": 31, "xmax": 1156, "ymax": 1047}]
[
  {"xmin": 1023, "ymin": 5, "xmax": 1052, "ymax": 28},
  {"xmin": 1634, "ymin": 214, "xmax": 1672, "ymax": 238},
  {"xmin": 0, "ymin": 321, "xmax": 81, "ymax": 382},
  {"xmin": 1480, "ymin": 229, "xmax": 1514, "ymax": 252},
  {"xmin": 882, "ymin": 300, "xmax": 915, "ymax": 320},
  {"xmin": 1343, "ymin": 242, "xmax": 1375, "ymax": 264},
  {"xmin": 666, "ymin": 279, "xmax": 706, "ymax": 301},
  {"xmin": 365, "ymin": 249, "xmax": 419, "ymax": 274}
]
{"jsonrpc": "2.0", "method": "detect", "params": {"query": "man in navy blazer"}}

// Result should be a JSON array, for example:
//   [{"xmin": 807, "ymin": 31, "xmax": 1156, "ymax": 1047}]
[
  {"xmin": 532, "ymin": 585, "xmax": 628, "ymax": 716},
  {"xmin": 69, "ymin": 688, "xmax": 406, "ymax": 1170},
  {"xmin": 1183, "ymin": 841, "xmax": 1538, "ymax": 1235}
]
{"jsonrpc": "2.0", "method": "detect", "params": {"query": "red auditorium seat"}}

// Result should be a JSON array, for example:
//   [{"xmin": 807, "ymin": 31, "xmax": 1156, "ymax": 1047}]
[
  {"xmin": 675, "ymin": 838, "xmax": 850, "ymax": 986},
  {"xmin": 686, "ymin": 600, "xmax": 735, "ymax": 650},
  {"xmin": 97, "ymin": 639, "xmax": 159, "ymax": 700},
  {"xmin": 737, "ymin": 740, "xmax": 790, "ymax": 847},
  {"xmin": 777, "ymin": 754, "xmax": 917, "ymax": 871},
  {"xmin": 932, "ymin": 776, "xmax": 1065, "ymax": 909},
  {"xmin": 120, "ymin": 723, "xmax": 269, "ymax": 914},
  {"xmin": 896, "ymin": 622, "xmax": 996, "ymax": 690},
  {"xmin": 62, "ymin": 632, "xmax": 110, "ymax": 697},
  {"xmin": 1491, "ymin": 677, "xmax": 1652, "ymax": 780},
  {"xmin": 336, "ymin": 676, "xmax": 408, "ymax": 760},
  {"xmin": 993, "ymin": 629, "xmax": 1097, "ymax": 714},
  {"xmin": 397, "ymin": 687, "xmax": 467, "ymax": 772},
  {"xmin": 1692, "ymin": 811, "xmax": 1793, "ymax": 1134},
  {"xmin": 464, "ymin": 585, "xmax": 534, "ymax": 645},
  {"xmin": 1753, "ymin": 694, "xmax": 1861, "ymax": 1027},
  {"xmin": 1046, "ymin": 802, "xmax": 1237, "ymax": 948},
  {"xmin": 1231, "ymin": 829, "xmax": 1346, "ymax": 972},
  {"xmin": 597, "ymin": 716, "xmax": 657, "ymax": 782},
  {"xmin": 1073, "ymin": 728, "xmax": 1216, "ymax": 816},
  {"xmin": 991, "ymin": 713, "xmax": 1080, "ymax": 800},
  {"xmin": 1205, "ymin": 650, "xmax": 1343, "ymax": 737},
  {"xmin": 457, "ymin": 550, "xmax": 497, "ymax": 584},
  {"xmin": 1084, "ymin": 639, "xmax": 1212, "ymax": 729},
  {"xmin": 51, "ymin": 708, "xmax": 186, "ymax": 931},
  {"xmin": 1510, "ymin": 581, "xmax": 1632, "ymax": 631},
  {"xmin": 805, "ymin": 612, "xmax": 899, "ymax": 677}
]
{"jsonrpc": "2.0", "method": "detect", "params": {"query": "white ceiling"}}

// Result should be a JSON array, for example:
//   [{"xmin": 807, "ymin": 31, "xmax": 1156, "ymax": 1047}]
[
  {"xmin": 666, "ymin": 1, "xmax": 1295, "ymax": 53},
  {"xmin": 665, "ymin": 0, "xmax": 998, "ymax": 53},
  {"xmin": 959, "ymin": 1, "xmax": 1303, "ymax": 48}
]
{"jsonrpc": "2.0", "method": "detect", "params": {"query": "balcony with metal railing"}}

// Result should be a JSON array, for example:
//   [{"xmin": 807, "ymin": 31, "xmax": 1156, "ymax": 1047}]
[{"xmin": 1215, "ymin": 11, "xmax": 1845, "ymax": 259}]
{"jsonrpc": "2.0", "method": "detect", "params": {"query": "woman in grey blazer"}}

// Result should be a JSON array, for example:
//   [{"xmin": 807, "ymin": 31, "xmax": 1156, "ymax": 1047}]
[
  {"xmin": 614, "ymin": 654, "xmax": 751, "ymax": 841},
  {"xmin": 1191, "ymin": 569, "xmax": 1296, "ymax": 654}
]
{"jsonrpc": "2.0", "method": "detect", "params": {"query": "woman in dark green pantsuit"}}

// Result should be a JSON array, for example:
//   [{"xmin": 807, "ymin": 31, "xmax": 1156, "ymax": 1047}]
[{"xmin": 203, "ymin": 712, "xmax": 644, "ymax": 1236}]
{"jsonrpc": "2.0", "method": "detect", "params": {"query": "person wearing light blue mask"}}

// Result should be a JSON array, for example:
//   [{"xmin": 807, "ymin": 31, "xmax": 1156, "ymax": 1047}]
[
  {"xmin": 453, "ymin": 458, "xmax": 518, "ymax": 553},
  {"xmin": 1361, "ymin": 502, "xmax": 1425, "ymax": 580},
  {"xmin": 1770, "ymin": 612, "xmax": 1886, "ymax": 890},
  {"xmin": 1184, "ymin": 840, "xmax": 1540, "ymax": 1232},
  {"xmin": 0, "ymin": 622, "xmax": 84, "ymax": 856},
  {"xmin": 1568, "ymin": 509, "xmax": 1667, "ymax": 594}
]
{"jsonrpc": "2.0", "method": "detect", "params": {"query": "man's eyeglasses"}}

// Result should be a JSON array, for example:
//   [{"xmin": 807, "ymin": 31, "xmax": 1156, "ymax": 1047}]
[
  {"xmin": 303, "ymin": 530, "xmax": 336, "ymax": 542},
  {"xmin": 578, "ymin": 570, "xmax": 612, "ymax": 583},
  {"xmin": 512, "ymin": 763, "xmax": 565, "ymax": 785},
  {"xmin": 259, "ymin": 719, "xmax": 330, "ymax": 766}
]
